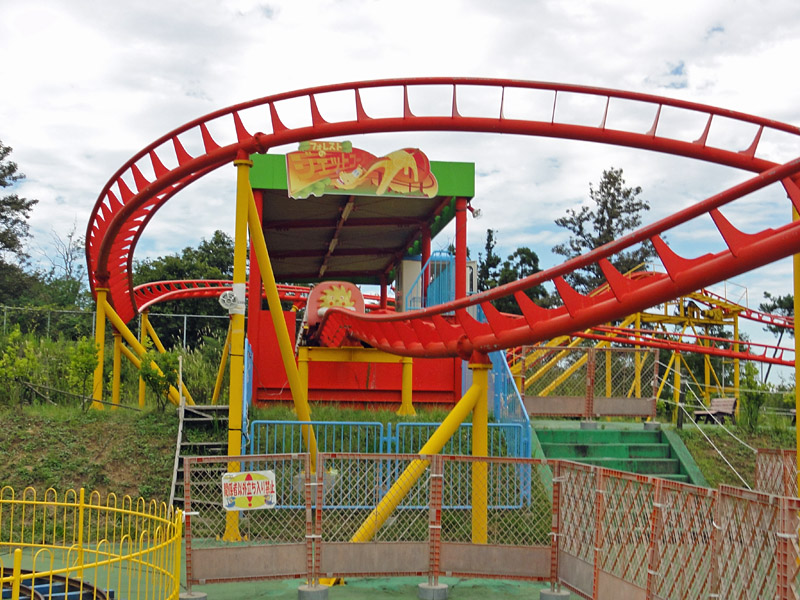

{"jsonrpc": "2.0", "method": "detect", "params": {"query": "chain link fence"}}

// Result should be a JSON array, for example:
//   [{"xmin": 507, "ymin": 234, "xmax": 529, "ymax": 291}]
[
  {"xmin": 184, "ymin": 451, "xmax": 800, "ymax": 597},
  {"xmin": 1, "ymin": 304, "xmax": 227, "ymax": 347},
  {"xmin": 755, "ymin": 448, "xmax": 797, "ymax": 496},
  {"xmin": 521, "ymin": 346, "xmax": 658, "ymax": 418}
]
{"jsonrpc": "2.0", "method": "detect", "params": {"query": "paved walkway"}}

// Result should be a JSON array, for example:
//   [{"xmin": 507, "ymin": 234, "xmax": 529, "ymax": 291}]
[{"xmin": 184, "ymin": 575, "xmax": 577, "ymax": 599}]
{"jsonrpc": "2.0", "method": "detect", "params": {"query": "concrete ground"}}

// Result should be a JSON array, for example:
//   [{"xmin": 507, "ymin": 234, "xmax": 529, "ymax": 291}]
[{"xmin": 183, "ymin": 575, "xmax": 578, "ymax": 599}]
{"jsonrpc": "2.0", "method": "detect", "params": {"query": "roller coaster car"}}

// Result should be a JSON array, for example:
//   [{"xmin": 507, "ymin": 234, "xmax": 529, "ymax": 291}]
[{"xmin": 305, "ymin": 281, "xmax": 366, "ymax": 347}]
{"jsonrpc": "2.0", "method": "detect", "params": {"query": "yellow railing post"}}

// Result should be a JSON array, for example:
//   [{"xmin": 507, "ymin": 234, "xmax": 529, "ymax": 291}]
[
  {"xmin": 92, "ymin": 288, "xmax": 108, "ymax": 409},
  {"xmin": 397, "ymin": 356, "xmax": 415, "ymax": 416},
  {"xmin": 470, "ymin": 356, "xmax": 491, "ymax": 545},
  {"xmin": 76, "ymin": 488, "xmax": 85, "ymax": 575},
  {"xmin": 112, "ymin": 331, "xmax": 122, "ymax": 408},
  {"xmin": 10, "ymin": 548, "xmax": 22, "ymax": 600}
]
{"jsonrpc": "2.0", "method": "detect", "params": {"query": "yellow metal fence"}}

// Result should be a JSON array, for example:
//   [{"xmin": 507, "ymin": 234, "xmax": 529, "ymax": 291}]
[{"xmin": 0, "ymin": 486, "xmax": 182, "ymax": 600}]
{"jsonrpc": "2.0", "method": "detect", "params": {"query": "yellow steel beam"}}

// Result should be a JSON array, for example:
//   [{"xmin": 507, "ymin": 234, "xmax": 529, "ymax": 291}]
[
  {"xmin": 101, "ymin": 298, "xmax": 183, "ymax": 406},
  {"xmin": 91, "ymin": 288, "xmax": 108, "ymax": 409},
  {"xmin": 222, "ymin": 157, "xmax": 251, "ymax": 543},
  {"xmin": 471, "ymin": 359, "xmax": 490, "ymax": 544},
  {"xmin": 245, "ymin": 165, "xmax": 318, "ymax": 470},
  {"xmin": 144, "ymin": 318, "xmax": 195, "ymax": 405},
  {"xmin": 111, "ymin": 332, "xmax": 122, "ymax": 409},
  {"xmin": 138, "ymin": 312, "xmax": 149, "ymax": 408},
  {"xmin": 211, "ymin": 319, "xmax": 232, "ymax": 406}
]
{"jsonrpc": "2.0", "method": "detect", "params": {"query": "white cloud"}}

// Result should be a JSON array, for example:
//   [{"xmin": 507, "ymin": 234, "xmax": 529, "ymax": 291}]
[{"xmin": 1, "ymin": 0, "xmax": 799, "ymax": 311}]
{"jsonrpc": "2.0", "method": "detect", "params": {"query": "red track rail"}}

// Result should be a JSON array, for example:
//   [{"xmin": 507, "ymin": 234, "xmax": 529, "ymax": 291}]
[
  {"xmin": 318, "ymin": 158, "xmax": 800, "ymax": 358},
  {"xmin": 87, "ymin": 78, "xmax": 800, "ymax": 324},
  {"xmin": 133, "ymin": 279, "xmax": 390, "ymax": 313}
]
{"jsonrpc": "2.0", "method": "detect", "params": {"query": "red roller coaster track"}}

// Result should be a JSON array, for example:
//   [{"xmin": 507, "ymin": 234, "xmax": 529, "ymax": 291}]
[{"xmin": 87, "ymin": 78, "xmax": 800, "ymax": 359}]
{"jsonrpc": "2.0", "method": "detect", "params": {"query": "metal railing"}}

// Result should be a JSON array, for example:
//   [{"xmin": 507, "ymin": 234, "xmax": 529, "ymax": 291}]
[
  {"xmin": 184, "ymin": 451, "xmax": 800, "ymax": 598},
  {"xmin": 0, "ymin": 486, "xmax": 183, "ymax": 600}
]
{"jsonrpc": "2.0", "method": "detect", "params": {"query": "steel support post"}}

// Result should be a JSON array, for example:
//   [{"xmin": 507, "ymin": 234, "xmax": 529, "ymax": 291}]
[
  {"xmin": 91, "ymin": 288, "xmax": 108, "ymax": 409},
  {"xmin": 470, "ymin": 355, "xmax": 491, "ymax": 544},
  {"xmin": 221, "ymin": 156, "xmax": 251, "ymax": 542},
  {"xmin": 111, "ymin": 331, "xmax": 122, "ymax": 408}
]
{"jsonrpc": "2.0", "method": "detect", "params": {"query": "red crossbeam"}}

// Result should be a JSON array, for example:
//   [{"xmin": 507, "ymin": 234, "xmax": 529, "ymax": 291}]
[{"xmin": 86, "ymin": 78, "xmax": 800, "ymax": 325}]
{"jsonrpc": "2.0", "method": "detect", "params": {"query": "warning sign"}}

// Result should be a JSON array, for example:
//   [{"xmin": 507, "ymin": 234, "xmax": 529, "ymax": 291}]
[{"xmin": 221, "ymin": 470, "xmax": 276, "ymax": 511}]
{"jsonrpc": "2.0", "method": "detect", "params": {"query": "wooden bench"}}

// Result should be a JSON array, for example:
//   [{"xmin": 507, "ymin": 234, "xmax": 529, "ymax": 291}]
[{"xmin": 693, "ymin": 398, "xmax": 737, "ymax": 424}]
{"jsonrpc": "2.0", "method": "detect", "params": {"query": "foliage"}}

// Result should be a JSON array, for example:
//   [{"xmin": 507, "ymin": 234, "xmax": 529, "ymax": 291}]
[
  {"xmin": 759, "ymin": 291, "xmax": 793, "ymax": 339},
  {"xmin": 738, "ymin": 361, "xmax": 769, "ymax": 433},
  {"xmin": 139, "ymin": 347, "xmax": 180, "ymax": 411},
  {"xmin": 0, "ymin": 326, "xmax": 36, "ymax": 403},
  {"xmin": 133, "ymin": 230, "xmax": 234, "ymax": 346},
  {"xmin": 0, "ymin": 140, "xmax": 38, "ymax": 264},
  {"xmin": 67, "ymin": 336, "xmax": 98, "ymax": 403},
  {"xmin": 475, "ymin": 229, "xmax": 547, "ymax": 314},
  {"xmin": 552, "ymin": 167, "xmax": 656, "ymax": 293}
]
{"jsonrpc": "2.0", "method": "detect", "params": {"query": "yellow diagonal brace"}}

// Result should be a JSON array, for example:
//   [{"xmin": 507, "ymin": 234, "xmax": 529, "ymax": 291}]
[
  {"xmin": 351, "ymin": 381, "xmax": 482, "ymax": 543},
  {"xmin": 212, "ymin": 319, "xmax": 232, "ymax": 405},
  {"xmin": 145, "ymin": 318, "xmax": 195, "ymax": 404},
  {"xmin": 245, "ymin": 170, "xmax": 318, "ymax": 470},
  {"xmin": 101, "ymin": 299, "xmax": 185, "ymax": 406}
]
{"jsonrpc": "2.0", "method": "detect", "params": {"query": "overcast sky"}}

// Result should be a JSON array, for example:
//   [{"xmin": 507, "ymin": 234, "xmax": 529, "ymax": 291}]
[{"xmin": 2, "ymin": 0, "xmax": 800, "ymax": 344}]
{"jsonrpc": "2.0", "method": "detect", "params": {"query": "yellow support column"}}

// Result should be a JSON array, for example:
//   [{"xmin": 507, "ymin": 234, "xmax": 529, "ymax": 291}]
[
  {"xmin": 138, "ymin": 312, "xmax": 149, "ymax": 408},
  {"xmin": 222, "ymin": 156, "xmax": 251, "ymax": 542},
  {"xmin": 794, "ymin": 206, "xmax": 800, "ymax": 497},
  {"xmin": 672, "ymin": 353, "xmax": 681, "ymax": 424},
  {"xmin": 397, "ymin": 356, "xmax": 415, "ymax": 416},
  {"xmin": 298, "ymin": 346, "xmax": 309, "ymax": 413},
  {"xmin": 470, "ymin": 357, "xmax": 490, "ymax": 545},
  {"xmin": 111, "ymin": 331, "xmax": 122, "ymax": 409},
  {"xmin": 91, "ymin": 289, "xmax": 108, "ymax": 409},
  {"xmin": 100, "ymin": 299, "xmax": 184, "ymax": 406}
]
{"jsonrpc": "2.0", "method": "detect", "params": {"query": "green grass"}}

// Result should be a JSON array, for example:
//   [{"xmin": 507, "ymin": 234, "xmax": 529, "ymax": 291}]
[
  {"xmin": 0, "ymin": 403, "xmax": 178, "ymax": 502},
  {"xmin": 673, "ymin": 419, "xmax": 795, "ymax": 489}
]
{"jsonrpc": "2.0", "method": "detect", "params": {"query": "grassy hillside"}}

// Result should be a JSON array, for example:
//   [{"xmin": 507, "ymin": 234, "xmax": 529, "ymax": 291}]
[{"xmin": 0, "ymin": 405, "xmax": 178, "ymax": 502}]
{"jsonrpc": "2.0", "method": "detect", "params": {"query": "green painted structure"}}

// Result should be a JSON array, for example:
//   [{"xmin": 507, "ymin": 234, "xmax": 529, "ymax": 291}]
[{"xmin": 532, "ymin": 423, "xmax": 707, "ymax": 486}]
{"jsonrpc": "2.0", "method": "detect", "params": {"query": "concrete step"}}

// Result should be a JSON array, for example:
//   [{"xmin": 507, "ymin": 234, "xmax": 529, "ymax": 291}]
[
  {"xmin": 533, "ymin": 429, "xmax": 662, "ymax": 444},
  {"xmin": 571, "ymin": 457, "xmax": 682, "ymax": 475},
  {"xmin": 541, "ymin": 442, "xmax": 671, "ymax": 459}
]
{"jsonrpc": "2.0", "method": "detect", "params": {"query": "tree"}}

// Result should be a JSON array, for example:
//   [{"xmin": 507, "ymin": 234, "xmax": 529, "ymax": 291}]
[
  {"xmin": 759, "ymin": 292, "xmax": 793, "ymax": 339},
  {"xmin": 0, "ymin": 141, "xmax": 40, "ymax": 305},
  {"xmin": 133, "ymin": 230, "xmax": 235, "ymax": 347},
  {"xmin": 552, "ymin": 168, "xmax": 656, "ymax": 293},
  {"xmin": 476, "ymin": 229, "xmax": 547, "ymax": 314},
  {"xmin": 0, "ymin": 141, "xmax": 38, "ymax": 264},
  {"xmin": 477, "ymin": 229, "xmax": 502, "ymax": 292}
]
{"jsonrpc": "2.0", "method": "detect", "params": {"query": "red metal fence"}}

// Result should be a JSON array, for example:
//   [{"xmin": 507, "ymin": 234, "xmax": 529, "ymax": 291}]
[
  {"xmin": 756, "ymin": 448, "xmax": 797, "ymax": 496},
  {"xmin": 185, "ymin": 452, "xmax": 800, "ymax": 598}
]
